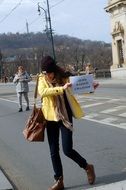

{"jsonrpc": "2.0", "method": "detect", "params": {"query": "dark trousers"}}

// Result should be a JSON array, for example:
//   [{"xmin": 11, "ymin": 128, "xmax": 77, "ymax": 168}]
[{"xmin": 46, "ymin": 121, "xmax": 88, "ymax": 179}]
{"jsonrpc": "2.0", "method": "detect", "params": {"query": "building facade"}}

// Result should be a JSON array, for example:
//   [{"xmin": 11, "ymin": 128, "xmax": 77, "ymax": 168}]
[{"xmin": 105, "ymin": 0, "xmax": 126, "ymax": 78}]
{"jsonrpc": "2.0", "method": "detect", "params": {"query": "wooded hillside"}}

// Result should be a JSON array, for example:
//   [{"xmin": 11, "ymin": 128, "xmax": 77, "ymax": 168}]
[{"xmin": 0, "ymin": 32, "xmax": 112, "ymax": 78}]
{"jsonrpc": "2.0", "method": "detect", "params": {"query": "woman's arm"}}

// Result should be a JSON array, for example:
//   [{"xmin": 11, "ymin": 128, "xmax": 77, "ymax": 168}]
[
  {"xmin": 38, "ymin": 76, "xmax": 71, "ymax": 98},
  {"xmin": 13, "ymin": 74, "xmax": 19, "ymax": 83}
]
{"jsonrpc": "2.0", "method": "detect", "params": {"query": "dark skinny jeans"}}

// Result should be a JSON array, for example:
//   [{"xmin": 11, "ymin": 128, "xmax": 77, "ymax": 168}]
[{"xmin": 46, "ymin": 120, "xmax": 88, "ymax": 179}]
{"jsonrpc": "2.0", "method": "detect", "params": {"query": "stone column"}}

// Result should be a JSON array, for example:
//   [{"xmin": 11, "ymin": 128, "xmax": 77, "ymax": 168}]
[{"xmin": 105, "ymin": 0, "xmax": 126, "ymax": 78}]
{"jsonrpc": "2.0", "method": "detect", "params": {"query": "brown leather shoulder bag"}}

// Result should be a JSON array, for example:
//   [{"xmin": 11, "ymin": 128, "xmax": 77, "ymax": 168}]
[{"xmin": 23, "ymin": 75, "xmax": 46, "ymax": 142}]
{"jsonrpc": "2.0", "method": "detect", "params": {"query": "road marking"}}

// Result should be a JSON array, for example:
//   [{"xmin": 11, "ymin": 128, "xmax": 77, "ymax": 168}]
[
  {"xmin": 77, "ymin": 95, "xmax": 111, "ymax": 100},
  {"xmin": 119, "ymin": 112, "xmax": 126, "ymax": 117},
  {"xmin": 85, "ymin": 114, "xmax": 99, "ymax": 119},
  {"xmin": 101, "ymin": 106, "xmax": 126, "ymax": 114},
  {"xmin": 77, "ymin": 100, "xmax": 86, "ymax": 103},
  {"xmin": 0, "ymin": 97, "xmax": 41, "ymax": 108},
  {"xmin": 0, "ymin": 97, "xmax": 18, "ymax": 104},
  {"xmin": 119, "ymin": 123, "xmax": 126, "ymax": 127},
  {"xmin": 83, "ymin": 117, "xmax": 126, "ymax": 129},
  {"xmin": 82, "ymin": 102, "xmax": 104, "ymax": 108},
  {"xmin": 107, "ymin": 99, "xmax": 120, "ymax": 103},
  {"xmin": 99, "ymin": 117, "xmax": 118, "ymax": 123}
]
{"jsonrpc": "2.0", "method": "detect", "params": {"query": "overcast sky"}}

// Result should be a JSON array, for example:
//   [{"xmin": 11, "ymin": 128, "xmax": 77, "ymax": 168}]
[{"xmin": 0, "ymin": 0, "xmax": 111, "ymax": 43}]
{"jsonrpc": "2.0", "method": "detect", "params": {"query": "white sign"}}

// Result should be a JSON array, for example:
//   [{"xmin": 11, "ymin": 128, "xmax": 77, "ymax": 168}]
[{"xmin": 69, "ymin": 74, "xmax": 94, "ymax": 94}]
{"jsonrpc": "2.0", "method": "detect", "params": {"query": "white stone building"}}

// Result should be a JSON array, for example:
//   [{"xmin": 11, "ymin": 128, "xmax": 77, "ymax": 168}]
[{"xmin": 105, "ymin": 0, "xmax": 126, "ymax": 78}]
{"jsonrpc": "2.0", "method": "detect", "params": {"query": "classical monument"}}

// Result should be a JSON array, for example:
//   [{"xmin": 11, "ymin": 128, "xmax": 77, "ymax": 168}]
[{"xmin": 105, "ymin": 0, "xmax": 126, "ymax": 78}]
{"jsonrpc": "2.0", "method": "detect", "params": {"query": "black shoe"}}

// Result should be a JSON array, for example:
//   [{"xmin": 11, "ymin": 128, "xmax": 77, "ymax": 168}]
[
  {"xmin": 26, "ymin": 106, "xmax": 30, "ymax": 111},
  {"xmin": 18, "ymin": 108, "xmax": 23, "ymax": 112}
]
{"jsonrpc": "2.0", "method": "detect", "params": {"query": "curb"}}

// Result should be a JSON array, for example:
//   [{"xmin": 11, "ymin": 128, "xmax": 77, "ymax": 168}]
[
  {"xmin": 0, "ymin": 168, "xmax": 14, "ymax": 190},
  {"xmin": 87, "ymin": 180, "xmax": 126, "ymax": 190}
]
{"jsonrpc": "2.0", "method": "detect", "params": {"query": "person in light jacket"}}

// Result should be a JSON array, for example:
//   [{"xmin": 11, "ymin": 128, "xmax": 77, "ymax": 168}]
[
  {"xmin": 13, "ymin": 66, "xmax": 31, "ymax": 112},
  {"xmin": 85, "ymin": 63, "xmax": 94, "ymax": 75},
  {"xmin": 38, "ymin": 56, "xmax": 96, "ymax": 190}
]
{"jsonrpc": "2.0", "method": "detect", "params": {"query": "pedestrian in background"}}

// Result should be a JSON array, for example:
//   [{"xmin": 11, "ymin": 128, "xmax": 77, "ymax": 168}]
[
  {"xmin": 13, "ymin": 66, "xmax": 31, "ymax": 112},
  {"xmin": 85, "ymin": 63, "xmax": 94, "ymax": 75},
  {"xmin": 38, "ymin": 56, "xmax": 96, "ymax": 190},
  {"xmin": 85, "ymin": 63, "xmax": 99, "ymax": 92}
]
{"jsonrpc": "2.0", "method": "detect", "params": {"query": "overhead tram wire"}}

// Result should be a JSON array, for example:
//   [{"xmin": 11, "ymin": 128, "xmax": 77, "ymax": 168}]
[
  {"xmin": 0, "ymin": 0, "xmax": 23, "ymax": 24},
  {"xmin": 18, "ymin": 0, "xmax": 65, "ymax": 34},
  {"xmin": 0, "ymin": 0, "xmax": 66, "ymax": 29},
  {"xmin": 25, "ymin": 0, "xmax": 66, "ymax": 30},
  {"xmin": 0, "ymin": 0, "xmax": 66, "ymax": 36},
  {"xmin": 19, "ymin": 15, "xmax": 42, "ymax": 33},
  {"xmin": 0, "ymin": 0, "xmax": 5, "ymax": 5},
  {"xmin": 47, "ymin": 0, "xmax": 66, "ymax": 60},
  {"xmin": 50, "ymin": 0, "xmax": 65, "ymax": 9}
]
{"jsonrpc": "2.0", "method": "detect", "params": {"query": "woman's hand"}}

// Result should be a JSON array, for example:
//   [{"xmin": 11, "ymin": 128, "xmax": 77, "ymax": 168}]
[{"xmin": 63, "ymin": 82, "xmax": 72, "ymax": 90}]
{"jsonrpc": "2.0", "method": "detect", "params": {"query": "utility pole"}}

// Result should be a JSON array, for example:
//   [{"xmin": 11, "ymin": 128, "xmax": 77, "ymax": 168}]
[
  {"xmin": 46, "ymin": 0, "xmax": 56, "ymax": 61},
  {"xmin": 38, "ymin": 3, "xmax": 48, "ymax": 32},
  {"xmin": 0, "ymin": 49, "xmax": 2, "ymax": 81},
  {"xmin": 38, "ymin": 0, "xmax": 56, "ymax": 61}
]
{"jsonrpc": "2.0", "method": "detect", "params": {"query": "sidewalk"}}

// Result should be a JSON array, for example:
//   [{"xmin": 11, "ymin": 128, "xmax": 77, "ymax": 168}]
[
  {"xmin": 88, "ymin": 180, "xmax": 126, "ymax": 190},
  {"xmin": 0, "ymin": 169, "xmax": 14, "ymax": 190},
  {"xmin": 96, "ymin": 78, "xmax": 126, "ymax": 85}
]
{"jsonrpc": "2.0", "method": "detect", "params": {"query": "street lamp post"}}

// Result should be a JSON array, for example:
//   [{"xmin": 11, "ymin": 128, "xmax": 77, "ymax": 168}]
[
  {"xmin": 38, "ymin": 3, "xmax": 48, "ymax": 32},
  {"xmin": 38, "ymin": 0, "xmax": 56, "ymax": 61},
  {"xmin": 46, "ymin": 0, "xmax": 56, "ymax": 61}
]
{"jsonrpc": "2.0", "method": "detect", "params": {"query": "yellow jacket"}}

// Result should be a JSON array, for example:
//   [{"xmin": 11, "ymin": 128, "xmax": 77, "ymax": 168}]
[{"xmin": 38, "ymin": 74, "xmax": 84, "ymax": 121}]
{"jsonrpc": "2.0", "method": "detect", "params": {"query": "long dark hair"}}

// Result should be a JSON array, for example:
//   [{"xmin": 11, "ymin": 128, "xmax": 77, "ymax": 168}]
[
  {"xmin": 55, "ymin": 66, "xmax": 74, "ymax": 84},
  {"xmin": 41, "ymin": 55, "xmax": 74, "ymax": 84}
]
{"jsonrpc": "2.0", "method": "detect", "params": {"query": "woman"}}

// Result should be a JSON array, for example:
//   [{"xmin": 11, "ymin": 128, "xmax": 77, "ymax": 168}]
[
  {"xmin": 38, "ymin": 56, "xmax": 95, "ymax": 190},
  {"xmin": 13, "ymin": 66, "xmax": 31, "ymax": 112}
]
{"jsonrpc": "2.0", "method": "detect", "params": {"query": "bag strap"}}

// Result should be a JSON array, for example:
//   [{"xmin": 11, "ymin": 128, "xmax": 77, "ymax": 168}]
[{"xmin": 34, "ymin": 74, "xmax": 39, "ymax": 106}]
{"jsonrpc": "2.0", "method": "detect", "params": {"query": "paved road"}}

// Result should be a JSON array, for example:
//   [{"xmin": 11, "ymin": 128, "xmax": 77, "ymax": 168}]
[{"xmin": 0, "ymin": 79, "xmax": 126, "ymax": 190}]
